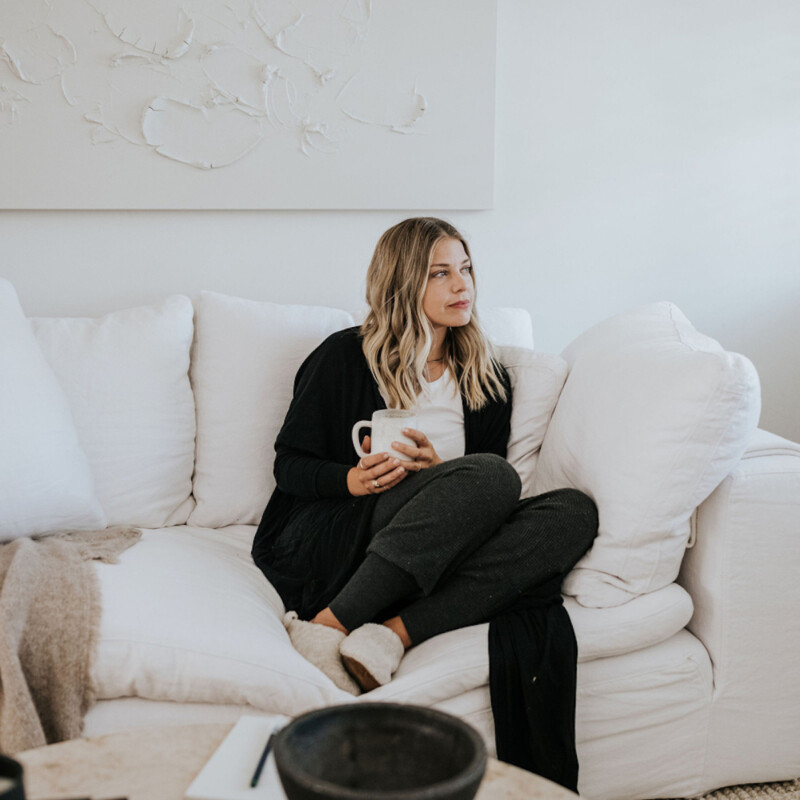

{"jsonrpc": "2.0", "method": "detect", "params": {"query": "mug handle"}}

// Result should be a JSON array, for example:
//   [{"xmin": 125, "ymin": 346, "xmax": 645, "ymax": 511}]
[{"xmin": 351, "ymin": 420, "xmax": 372, "ymax": 458}]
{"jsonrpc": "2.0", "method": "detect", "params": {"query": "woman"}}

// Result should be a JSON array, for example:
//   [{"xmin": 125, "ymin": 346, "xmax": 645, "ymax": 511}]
[{"xmin": 252, "ymin": 217, "xmax": 597, "ymax": 785}]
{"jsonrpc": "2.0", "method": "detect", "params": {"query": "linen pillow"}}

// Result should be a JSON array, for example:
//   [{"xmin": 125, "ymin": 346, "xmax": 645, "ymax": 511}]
[
  {"xmin": 31, "ymin": 296, "xmax": 196, "ymax": 528},
  {"xmin": 0, "ymin": 279, "xmax": 106, "ymax": 540},
  {"xmin": 495, "ymin": 345, "xmax": 568, "ymax": 498},
  {"xmin": 532, "ymin": 302, "xmax": 761, "ymax": 607},
  {"xmin": 188, "ymin": 291, "xmax": 355, "ymax": 528},
  {"xmin": 92, "ymin": 526, "xmax": 354, "ymax": 713}
]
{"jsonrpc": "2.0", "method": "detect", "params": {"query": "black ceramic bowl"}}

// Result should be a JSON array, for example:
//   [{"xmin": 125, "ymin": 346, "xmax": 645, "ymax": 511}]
[
  {"xmin": 0, "ymin": 755, "xmax": 25, "ymax": 800},
  {"xmin": 273, "ymin": 703, "xmax": 487, "ymax": 800}
]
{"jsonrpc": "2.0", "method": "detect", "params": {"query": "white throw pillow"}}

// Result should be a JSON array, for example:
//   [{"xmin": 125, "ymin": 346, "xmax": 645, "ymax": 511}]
[
  {"xmin": 92, "ymin": 526, "xmax": 353, "ymax": 713},
  {"xmin": 31, "ymin": 296, "xmax": 196, "ymax": 528},
  {"xmin": 0, "ymin": 279, "xmax": 106, "ymax": 540},
  {"xmin": 189, "ymin": 292, "xmax": 355, "ymax": 528},
  {"xmin": 495, "ymin": 345, "xmax": 568, "ymax": 498},
  {"xmin": 533, "ymin": 302, "xmax": 761, "ymax": 607}
]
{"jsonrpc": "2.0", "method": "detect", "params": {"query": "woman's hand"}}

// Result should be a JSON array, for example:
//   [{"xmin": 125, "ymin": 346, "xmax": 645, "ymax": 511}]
[
  {"xmin": 347, "ymin": 435, "xmax": 409, "ymax": 496},
  {"xmin": 391, "ymin": 428, "xmax": 443, "ymax": 471}
]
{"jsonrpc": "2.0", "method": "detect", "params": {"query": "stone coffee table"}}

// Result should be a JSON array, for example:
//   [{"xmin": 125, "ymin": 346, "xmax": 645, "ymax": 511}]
[{"xmin": 17, "ymin": 722, "xmax": 578, "ymax": 800}]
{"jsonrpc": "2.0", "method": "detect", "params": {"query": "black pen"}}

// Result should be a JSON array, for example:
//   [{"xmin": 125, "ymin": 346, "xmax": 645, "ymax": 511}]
[{"xmin": 250, "ymin": 729, "xmax": 278, "ymax": 788}]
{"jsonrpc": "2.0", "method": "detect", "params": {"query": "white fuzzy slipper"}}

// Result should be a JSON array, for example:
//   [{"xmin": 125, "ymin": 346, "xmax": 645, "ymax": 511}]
[
  {"xmin": 339, "ymin": 623, "xmax": 405, "ymax": 692},
  {"xmin": 283, "ymin": 611, "xmax": 361, "ymax": 696}
]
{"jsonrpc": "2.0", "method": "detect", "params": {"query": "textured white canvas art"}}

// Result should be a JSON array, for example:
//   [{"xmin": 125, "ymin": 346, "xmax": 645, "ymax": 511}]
[{"xmin": 0, "ymin": 0, "xmax": 496, "ymax": 209}]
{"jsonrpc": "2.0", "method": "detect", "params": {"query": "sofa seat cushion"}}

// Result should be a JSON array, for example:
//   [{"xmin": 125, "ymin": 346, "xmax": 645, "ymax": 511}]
[
  {"xmin": 93, "ymin": 526, "xmax": 694, "ymax": 714},
  {"xmin": 565, "ymin": 584, "xmax": 692, "ymax": 662}
]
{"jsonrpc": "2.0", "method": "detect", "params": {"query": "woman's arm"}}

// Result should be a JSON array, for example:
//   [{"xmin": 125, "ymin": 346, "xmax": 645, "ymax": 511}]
[
  {"xmin": 272, "ymin": 336, "xmax": 355, "ymax": 499},
  {"xmin": 271, "ymin": 329, "xmax": 405, "ymax": 499},
  {"xmin": 274, "ymin": 445, "xmax": 352, "ymax": 499},
  {"xmin": 275, "ymin": 434, "xmax": 409, "ymax": 499}
]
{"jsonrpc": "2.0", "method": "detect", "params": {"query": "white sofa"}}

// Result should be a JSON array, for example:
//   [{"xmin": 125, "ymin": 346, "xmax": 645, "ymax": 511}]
[{"xmin": 2, "ymin": 279, "xmax": 799, "ymax": 800}]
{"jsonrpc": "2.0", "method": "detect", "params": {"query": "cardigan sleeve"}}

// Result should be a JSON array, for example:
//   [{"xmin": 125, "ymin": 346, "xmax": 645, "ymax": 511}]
[{"xmin": 272, "ymin": 336, "xmax": 355, "ymax": 500}]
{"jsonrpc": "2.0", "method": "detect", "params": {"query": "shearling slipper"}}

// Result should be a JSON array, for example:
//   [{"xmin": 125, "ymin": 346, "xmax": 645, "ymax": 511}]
[
  {"xmin": 339, "ymin": 623, "xmax": 405, "ymax": 692},
  {"xmin": 283, "ymin": 611, "xmax": 361, "ymax": 696}
]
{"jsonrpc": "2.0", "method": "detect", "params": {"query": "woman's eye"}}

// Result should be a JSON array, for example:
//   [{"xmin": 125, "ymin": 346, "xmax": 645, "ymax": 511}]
[{"xmin": 462, "ymin": 266, "xmax": 473, "ymax": 274}]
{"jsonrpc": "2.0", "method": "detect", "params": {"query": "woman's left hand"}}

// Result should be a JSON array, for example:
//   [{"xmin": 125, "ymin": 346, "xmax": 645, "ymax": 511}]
[{"xmin": 391, "ymin": 428, "xmax": 443, "ymax": 471}]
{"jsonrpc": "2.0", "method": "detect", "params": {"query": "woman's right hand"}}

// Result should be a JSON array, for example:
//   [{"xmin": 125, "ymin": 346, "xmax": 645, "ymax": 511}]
[{"xmin": 347, "ymin": 435, "xmax": 409, "ymax": 496}]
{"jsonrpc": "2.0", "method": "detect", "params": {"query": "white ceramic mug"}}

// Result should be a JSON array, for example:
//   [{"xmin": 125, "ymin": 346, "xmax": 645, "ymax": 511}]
[{"xmin": 351, "ymin": 409, "xmax": 418, "ymax": 461}]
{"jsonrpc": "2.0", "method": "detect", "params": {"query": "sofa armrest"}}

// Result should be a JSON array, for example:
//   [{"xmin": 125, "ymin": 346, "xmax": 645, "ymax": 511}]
[{"xmin": 678, "ymin": 428, "xmax": 800, "ymax": 785}]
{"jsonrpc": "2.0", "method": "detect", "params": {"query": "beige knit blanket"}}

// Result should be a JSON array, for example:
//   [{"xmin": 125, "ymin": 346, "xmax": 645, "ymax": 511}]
[{"xmin": 0, "ymin": 526, "xmax": 141, "ymax": 754}]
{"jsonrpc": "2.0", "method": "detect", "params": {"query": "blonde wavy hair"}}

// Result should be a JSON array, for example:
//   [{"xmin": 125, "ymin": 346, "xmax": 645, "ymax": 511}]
[{"xmin": 360, "ymin": 217, "xmax": 508, "ymax": 412}]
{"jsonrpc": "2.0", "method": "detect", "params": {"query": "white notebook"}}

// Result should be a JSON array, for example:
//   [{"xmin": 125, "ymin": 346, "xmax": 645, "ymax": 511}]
[{"xmin": 185, "ymin": 715, "xmax": 290, "ymax": 800}]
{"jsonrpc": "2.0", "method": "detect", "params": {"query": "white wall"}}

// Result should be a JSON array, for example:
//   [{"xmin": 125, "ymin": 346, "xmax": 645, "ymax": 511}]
[{"xmin": 3, "ymin": 1, "xmax": 799, "ymax": 442}]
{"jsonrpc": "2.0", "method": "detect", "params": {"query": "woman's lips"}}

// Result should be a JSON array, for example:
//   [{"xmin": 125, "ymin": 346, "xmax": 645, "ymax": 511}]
[{"xmin": 449, "ymin": 301, "xmax": 471, "ymax": 309}]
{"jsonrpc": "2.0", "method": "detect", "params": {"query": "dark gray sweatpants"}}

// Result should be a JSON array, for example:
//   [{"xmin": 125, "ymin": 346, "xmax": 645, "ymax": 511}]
[{"xmin": 329, "ymin": 454, "xmax": 598, "ymax": 645}]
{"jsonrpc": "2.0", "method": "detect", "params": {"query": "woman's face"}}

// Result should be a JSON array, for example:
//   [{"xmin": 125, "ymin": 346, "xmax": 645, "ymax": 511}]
[{"xmin": 421, "ymin": 237, "xmax": 474, "ymax": 334}]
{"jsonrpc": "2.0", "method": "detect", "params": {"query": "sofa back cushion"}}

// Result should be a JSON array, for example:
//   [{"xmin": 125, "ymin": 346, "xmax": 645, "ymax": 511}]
[
  {"xmin": 188, "ymin": 291, "xmax": 355, "ymax": 528},
  {"xmin": 479, "ymin": 307, "xmax": 535, "ymax": 349},
  {"xmin": 0, "ymin": 279, "xmax": 106, "ymax": 540},
  {"xmin": 495, "ymin": 345, "xmax": 568, "ymax": 499},
  {"xmin": 32, "ymin": 296, "xmax": 196, "ymax": 528},
  {"xmin": 533, "ymin": 302, "xmax": 761, "ymax": 607}
]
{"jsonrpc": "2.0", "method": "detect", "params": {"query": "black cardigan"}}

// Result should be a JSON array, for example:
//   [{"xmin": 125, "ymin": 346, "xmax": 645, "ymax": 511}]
[
  {"xmin": 252, "ymin": 327, "xmax": 578, "ymax": 791},
  {"xmin": 252, "ymin": 327, "xmax": 512, "ymax": 617}
]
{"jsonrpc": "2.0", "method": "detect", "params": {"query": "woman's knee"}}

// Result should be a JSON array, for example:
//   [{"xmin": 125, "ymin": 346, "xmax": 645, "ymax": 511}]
[
  {"xmin": 460, "ymin": 453, "xmax": 521, "ymax": 507},
  {"xmin": 552, "ymin": 488, "xmax": 599, "ymax": 546}
]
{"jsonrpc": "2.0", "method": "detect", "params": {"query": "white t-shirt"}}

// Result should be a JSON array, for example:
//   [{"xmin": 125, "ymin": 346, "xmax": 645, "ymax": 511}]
[
  {"xmin": 378, "ymin": 369, "xmax": 466, "ymax": 461},
  {"xmin": 415, "ymin": 369, "xmax": 465, "ymax": 462}
]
